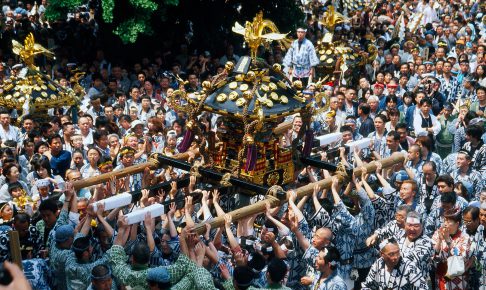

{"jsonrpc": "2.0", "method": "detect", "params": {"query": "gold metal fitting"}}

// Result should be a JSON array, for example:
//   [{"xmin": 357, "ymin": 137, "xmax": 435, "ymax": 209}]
[
  {"xmin": 244, "ymin": 134, "xmax": 254, "ymax": 144},
  {"xmin": 292, "ymin": 80, "xmax": 303, "ymax": 90},
  {"xmin": 245, "ymin": 71, "xmax": 256, "ymax": 82},
  {"xmin": 186, "ymin": 120, "xmax": 194, "ymax": 130},
  {"xmin": 202, "ymin": 81, "xmax": 212, "ymax": 90},
  {"xmin": 272, "ymin": 63, "xmax": 282, "ymax": 72},
  {"xmin": 225, "ymin": 61, "xmax": 235, "ymax": 72},
  {"xmin": 242, "ymin": 90, "xmax": 253, "ymax": 100}
]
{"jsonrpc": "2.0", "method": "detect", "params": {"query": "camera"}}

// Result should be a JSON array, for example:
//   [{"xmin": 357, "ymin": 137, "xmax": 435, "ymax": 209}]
[{"xmin": 0, "ymin": 264, "xmax": 12, "ymax": 285}]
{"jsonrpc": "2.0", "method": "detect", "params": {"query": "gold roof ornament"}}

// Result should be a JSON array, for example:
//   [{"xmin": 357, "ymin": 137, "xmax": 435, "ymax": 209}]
[
  {"xmin": 319, "ymin": 6, "xmax": 349, "ymax": 32},
  {"xmin": 12, "ymin": 33, "xmax": 54, "ymax": 69},
  {"xmin": 0, "ymin": 33, "xmax": 82, "ymax": 117},
  {"xmin": 232, "ymin": 11, "xmax": 291, "ymax": 59}
]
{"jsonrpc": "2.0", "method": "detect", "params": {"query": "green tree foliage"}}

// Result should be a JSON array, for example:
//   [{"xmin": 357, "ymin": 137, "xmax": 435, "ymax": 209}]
[
  {"xmin": 45, "ymin": 0, "xmax": 302, "ymax": 45},
  {"xmin": 46, "ymin": 0, "xmax": 176, "ymax": 43}
]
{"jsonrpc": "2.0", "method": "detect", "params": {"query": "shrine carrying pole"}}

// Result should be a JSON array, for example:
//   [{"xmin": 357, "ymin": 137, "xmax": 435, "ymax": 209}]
[
  {"xmin": 72, "ymin": 149, "xmax": 200, "ymax": 191},
  {"xmin": 192, "ymin": 152, "xmax": 405, "ymax": 234}
]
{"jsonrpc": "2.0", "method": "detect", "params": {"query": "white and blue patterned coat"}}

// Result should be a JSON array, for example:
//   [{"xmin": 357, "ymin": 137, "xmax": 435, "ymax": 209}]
[
  {"xmin": 397, "ymin": 234, "xmax": 434, "ymax": 278},
  {"xmin": 310, "ymin": 270, "xmax": 348, "ymax": 290},
  {"xmin": 283, "ymin": 38, "xmax": 319, "ymax": 79},
  {"xmin": 331, "ymin": 188, "xmax": 376, "ymax": 278},
  {"xmin": 362, "ymin": 257, "xmax": 429, "ymax": 290}
]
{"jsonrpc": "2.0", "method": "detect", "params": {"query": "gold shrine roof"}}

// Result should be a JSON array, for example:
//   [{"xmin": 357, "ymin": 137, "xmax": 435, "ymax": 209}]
[{"xmin": 0, "ymin": 33, "xmax": 81, "ymax": 112}]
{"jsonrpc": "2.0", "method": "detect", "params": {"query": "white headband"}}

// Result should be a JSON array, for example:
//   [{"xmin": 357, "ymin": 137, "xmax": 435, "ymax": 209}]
[{"xmin": 406, "ymin": 217, "xmax": 421, "ymax": 225}]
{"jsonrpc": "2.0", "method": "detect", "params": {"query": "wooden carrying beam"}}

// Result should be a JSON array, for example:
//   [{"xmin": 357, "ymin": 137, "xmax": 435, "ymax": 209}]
[
  {"xmin": 193, "ymin": 152, "xmax": 405, "ymax": 234},
  {"xmin": 9, "ymin": 231, "xmax": 22, "ymax": 269},
  {"xmin": 72, "ymin": 149, "xmax": 199, "ymax": 191},
  {"xmin": 272, "ymin": 121, "xmax": 292, "ymax": 135}
]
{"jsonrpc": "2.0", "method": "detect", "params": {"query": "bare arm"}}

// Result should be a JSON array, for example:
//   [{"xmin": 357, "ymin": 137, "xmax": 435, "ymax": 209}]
[
  {"xmin": 96, "ymin": 203, "xmax": 114, "ymax": 237},
  {"xmin": 113, "ymin": 216, "xmax": 130, "ymax": 246},
  {"xmin": 166, "ymin": 203, "xmax": 178, "ymax": 238},
  {"xmin": 184, "ymin": 196, "xmax": 195, "ymax": 227},
  {"xmin": 289, "ymin": 213, "xmax": 310, "ymax": 251},
  {"xmin": 288, "ymin": 190, "xmax": 305, "ymax": 222},
  {"xmin": 296, "ymin": 195, "xmax": 309, "ymax": 211},
  {"xmin": 312, "ymin": 184, "xmax": 323, "ymax": 213},
  {"xmin": 144, "ymin": 212, "xmax": 155, "ymax": 252},
  {"xmin": 330, "ymin": 177, "xmax": 342, "ymax": 205},
  {"xmin": 212, "ymin": 189, "xmax": 226, "ymax": 217},
  {"xmin": 263, "ymin": 232, "xmax": 286, "ymax": 259},
  {"xmin": 224, "ymin": 214, "xmax": 239, "ymax": 250}
]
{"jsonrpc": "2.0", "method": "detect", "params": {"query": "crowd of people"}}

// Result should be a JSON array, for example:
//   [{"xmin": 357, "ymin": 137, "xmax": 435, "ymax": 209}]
[{"xmin": 0, "ymin": 0, "xmax": 486, "ymax": 290}]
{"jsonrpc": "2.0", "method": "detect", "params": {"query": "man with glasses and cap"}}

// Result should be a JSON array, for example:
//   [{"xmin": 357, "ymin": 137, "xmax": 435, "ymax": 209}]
[{"xmin": 283, "ymin": 27, "xmax": 319, "ymax": 87}]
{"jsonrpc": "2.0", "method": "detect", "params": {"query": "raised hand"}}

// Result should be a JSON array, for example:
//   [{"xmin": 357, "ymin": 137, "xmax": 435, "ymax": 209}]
[
  {"xmin": 168, "ymin": 202, "xmax": 176, "ymax": 218},
  {"xmin": 64, "ymin": 182, "xmax": 74, "ymax": 200},
  {"xmin": 263, "ymin": 232, "xmax": 276, "ymax": 244},
  {"xmin": 156, "ymin": 190, "xmax": 166, "ymax": 203},
  {"xmin": 219, "ymin": 263, "xmax": 231, "ymax": 281},
  {"xmin": 288, "ymin": 189, "xmax": 297, "ymax": 204},
  {"xmin": 375, "ymin": 160, "xmax": 382, "ymax": 173},
  {"xmin": 96, "ymin": 202, "xmax": 105, "ymax": 217},
  {"xmin": 202, "ymin": 190, "xmax": 209, "ymax": 203},
  {"xmin": 87, "ymin": 204, "xmax": 96, "ymax": 218},
  {"xmin": 169, "ymin": 181, "xmax": 177, "ymax": 196},
  {"xmin": 189, "ymin": 175, "xmax": 196, "ymax": 191},
  {"xmin": 144, "ymin": 212, "xmax": 154, "ymax": 232},
  {"xmin": 224, "ymin": 214, "xmax": 232, "ymax": 228},
  {"xmin": 212, "ymin": 189, "xmax": 220, "ymax": 203},
  {"xmin": 289, "ymin": 214, "xmax": 299, "ymax": 232},
  {"xmin": 117, "ymin": 216, "xmax": 129, "ymax": 229},
  {"xmin": 331, "ymin": 176, "xmax": 339, "ymax": 190},
  {"xmin": 185, "ymin": 196, "xmax": 193, "ymax": 212}
]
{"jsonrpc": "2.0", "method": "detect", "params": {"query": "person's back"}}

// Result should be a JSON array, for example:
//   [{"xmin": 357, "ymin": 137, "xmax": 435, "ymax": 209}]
[
  {"xmin": 66, "ymin": 236, "xmax": 108, "ymax": 290},
  {"xmin": 50, "ymin": 224, "xmax": 75, "ymax": 290}
]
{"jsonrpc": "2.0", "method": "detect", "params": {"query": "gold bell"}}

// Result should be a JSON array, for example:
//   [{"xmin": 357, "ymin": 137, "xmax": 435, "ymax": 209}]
[{"xmin": 272, "ymin": 64, "xmax": 282, "ymax": 72}]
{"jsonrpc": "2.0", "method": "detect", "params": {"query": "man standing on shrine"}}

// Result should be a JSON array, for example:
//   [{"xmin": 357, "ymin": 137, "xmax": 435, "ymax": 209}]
[{"xmin": 283, "ymin": 27, "xmax": 319, "ymax": 87}]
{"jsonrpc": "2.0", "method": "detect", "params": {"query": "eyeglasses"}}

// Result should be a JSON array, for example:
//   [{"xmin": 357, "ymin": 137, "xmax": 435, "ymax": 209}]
[{"xmin": 462, "ymin": 219, "xmax": 474, "ymax": 225}]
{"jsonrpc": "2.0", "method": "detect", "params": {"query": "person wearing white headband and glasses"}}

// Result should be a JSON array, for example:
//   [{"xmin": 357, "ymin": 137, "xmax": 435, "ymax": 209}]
[
  {"xmin": 362, "ymin": 238, "xmax": 428, "ymax": 289},
  {"xmin": 397, "ymin": 211, "xmax": 434, "ymax": 282},
  {"xmin": 300, "ymin": 246, "xmax": 347, "ymax": 290}
]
